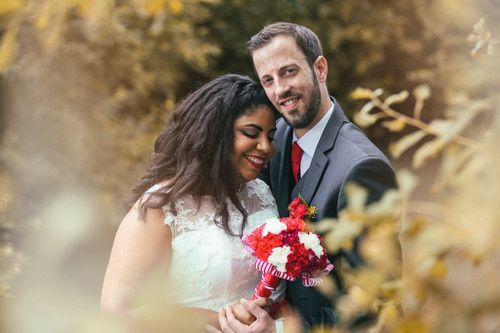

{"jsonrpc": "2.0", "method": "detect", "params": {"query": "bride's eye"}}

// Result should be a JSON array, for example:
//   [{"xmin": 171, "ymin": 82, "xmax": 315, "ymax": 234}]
[{"xmin": 240, "ymin": 130, "xmax": 258, "ymax": 139}]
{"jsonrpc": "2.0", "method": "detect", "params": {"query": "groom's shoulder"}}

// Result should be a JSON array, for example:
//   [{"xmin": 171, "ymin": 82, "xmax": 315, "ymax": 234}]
[
  {"xmin": 273, "ymin": 118, "xmax": 289, "ymax": 150},
  {"xmin": 276, "ymin": 118, "xmax": 288, "ymax": 134},
  {"xmin": 336, "ymin": 122, "xmax": 390, "ymax": 164}
]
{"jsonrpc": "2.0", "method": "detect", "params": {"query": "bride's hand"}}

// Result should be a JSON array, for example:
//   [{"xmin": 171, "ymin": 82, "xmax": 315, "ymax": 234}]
[
  {"xmin": 205, "ymin": 298, "xmax": 274, "ymax": 333},
  {"xmin": 231, "ymin": 302, "xmax": 254, "ymax": 325},
  {"xmin": 214, "ymin": 298, "xmax": 276, "ymax": 333},
  {"xmin": 230, "ymin": 298, "xmax": 272, "ymax": 325}
]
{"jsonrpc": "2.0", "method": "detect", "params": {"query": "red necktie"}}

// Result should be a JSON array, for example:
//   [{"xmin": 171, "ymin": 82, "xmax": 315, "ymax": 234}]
[{"xmin": 291, "ymin": 142, "xmax": 303, "ymax": 183}]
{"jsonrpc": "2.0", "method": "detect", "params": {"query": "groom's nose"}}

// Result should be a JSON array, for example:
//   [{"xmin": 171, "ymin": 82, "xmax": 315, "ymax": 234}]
[{"xmin": 275, "ymin": 78, "xmax": 291, "ymax": 99}]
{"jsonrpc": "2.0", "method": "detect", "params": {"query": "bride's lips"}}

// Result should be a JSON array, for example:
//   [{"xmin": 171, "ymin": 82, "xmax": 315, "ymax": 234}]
[{"xmin": 245, "ymin": 154, "xmax": 266, "ymax": 170}]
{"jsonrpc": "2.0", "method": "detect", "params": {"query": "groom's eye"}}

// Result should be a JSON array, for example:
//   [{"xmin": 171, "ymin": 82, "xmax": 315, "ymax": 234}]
[
  {"xmin": 283, "ymin": 67, "xmax": 297, "ymax": 77},
  {"xmin": 262, "ymin": 77, "xmax": 273, "ymax": 87}
]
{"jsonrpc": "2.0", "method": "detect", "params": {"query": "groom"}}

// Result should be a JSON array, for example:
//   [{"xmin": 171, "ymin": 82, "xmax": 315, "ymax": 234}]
[{"xmin": 215, "ymin": 23, "xmax": 398, "ymax": 332}]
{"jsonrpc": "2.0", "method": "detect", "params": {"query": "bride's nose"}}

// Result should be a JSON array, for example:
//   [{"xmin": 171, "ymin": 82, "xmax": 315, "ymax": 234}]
[{"xmin": 256, "ymin": 137, "xmax": 272, "ymax": 154}]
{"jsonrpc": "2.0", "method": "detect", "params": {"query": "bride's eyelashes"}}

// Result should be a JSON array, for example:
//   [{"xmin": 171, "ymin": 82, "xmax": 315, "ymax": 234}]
[
  {"xmin": 240, "ymin": 129, "xmax": 259, "ymax": 139},
  {"xmin": 240, "ymin": 129, "xmax": 276, "ymax": 143}
]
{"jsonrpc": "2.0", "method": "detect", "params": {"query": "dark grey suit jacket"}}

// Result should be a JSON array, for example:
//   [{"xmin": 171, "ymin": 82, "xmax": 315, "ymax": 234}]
[{"xmin": 260, "ymin": 97, "xmax": 397, "ymax": 329}]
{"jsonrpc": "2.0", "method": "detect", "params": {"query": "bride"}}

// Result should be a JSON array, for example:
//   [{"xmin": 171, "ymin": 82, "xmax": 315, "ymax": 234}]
[{"xmin": 100, "ymin": 74, "xmax": 283, "ymax": 328}]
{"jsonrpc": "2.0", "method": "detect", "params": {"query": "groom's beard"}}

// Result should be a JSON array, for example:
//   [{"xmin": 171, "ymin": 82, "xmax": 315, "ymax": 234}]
[{"xmin": 282, "ymin": 71, "xmax": 321, "ymax": 129}]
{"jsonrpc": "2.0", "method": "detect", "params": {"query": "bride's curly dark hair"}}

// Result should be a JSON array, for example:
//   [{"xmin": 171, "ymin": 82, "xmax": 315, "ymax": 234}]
[{"xmin": 125, "ymin": 74, "xmax": 276, "ymax": 236}]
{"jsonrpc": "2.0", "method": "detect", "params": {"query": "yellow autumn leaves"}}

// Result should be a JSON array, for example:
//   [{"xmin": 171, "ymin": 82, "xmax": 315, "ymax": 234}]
[
  {"xmin": 332, "ymin": 17, "xmax": 500, "ymax": 333},
  {"xmin": 0, "ymin": 0, "xmax": 25, "ymax": 15},
  {"xmin": 351, "ymin": 84, "xmax": 487, "ymax": 170},
  {"xmin": 0, "ymin": 0, "xmax": 212, "ymax": 73},
  {"xmin": 0, "ymin": 25, "xmax": 18, "ymax": 72}
]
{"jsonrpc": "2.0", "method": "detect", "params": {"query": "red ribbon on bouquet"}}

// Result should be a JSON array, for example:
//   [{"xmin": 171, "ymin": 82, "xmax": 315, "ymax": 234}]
[
  {"xmin": 242, "ymin": 197, "xmax": 334, "ymax": 299},
  {"xmin": 253, "ymin": 272, "xmax": 281, "ymax": 299}
]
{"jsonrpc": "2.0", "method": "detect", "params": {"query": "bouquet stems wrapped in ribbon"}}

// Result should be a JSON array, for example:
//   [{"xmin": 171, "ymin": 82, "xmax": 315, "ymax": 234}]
[{"xmin": 242, "ymin": 197, "xmax": 334, "ymax": 299}]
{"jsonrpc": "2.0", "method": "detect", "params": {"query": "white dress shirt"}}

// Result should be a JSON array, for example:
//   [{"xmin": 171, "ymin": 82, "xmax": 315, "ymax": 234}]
[{"xmin": 292, "ymin": 101, "xmax": 334, "ymax": 178}]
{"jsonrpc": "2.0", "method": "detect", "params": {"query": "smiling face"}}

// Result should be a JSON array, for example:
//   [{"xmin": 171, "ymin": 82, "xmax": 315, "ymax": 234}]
[
  {"xmin": 232, "ymin": 105, "xmax": 277, "ymax": 184},
  {"xmin": 252, "ymin": 35, "xmax": 329, "ymax": 134}
]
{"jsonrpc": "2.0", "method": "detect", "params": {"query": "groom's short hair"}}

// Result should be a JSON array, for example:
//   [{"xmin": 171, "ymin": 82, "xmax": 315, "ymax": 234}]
[{"xmin": 246, "ymin": 22, "xmax": 323, "ymax": 68}]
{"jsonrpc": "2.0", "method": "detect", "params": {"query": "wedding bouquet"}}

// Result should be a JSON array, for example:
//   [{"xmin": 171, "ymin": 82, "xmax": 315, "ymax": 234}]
[{"xmin": 243, "ymin": 197, "xmax": 334, "ymax": 299}]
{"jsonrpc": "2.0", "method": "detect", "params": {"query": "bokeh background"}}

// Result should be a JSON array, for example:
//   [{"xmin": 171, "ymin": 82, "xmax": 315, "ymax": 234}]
[{"xmin": 1, "ymin": 0, "xmax": 499, "ymax": 332}]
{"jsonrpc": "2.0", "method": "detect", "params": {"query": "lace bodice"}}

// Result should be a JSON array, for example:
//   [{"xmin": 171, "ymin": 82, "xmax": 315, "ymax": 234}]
[{"xmin": 148, "ymin": 179, "xmax": 284, "ymax": 311}]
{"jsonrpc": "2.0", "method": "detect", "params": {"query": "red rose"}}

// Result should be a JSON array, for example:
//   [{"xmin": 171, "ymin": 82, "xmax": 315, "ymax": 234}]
[
  {"xmin": 290, "ymin": 204, "xmax": 308, "ymax": 219},
  {"xmin": 289, "ymin": 197, "xmax": 301, "ymax": 211},
  {"xmin": 281, "ymin": 229, "xmax": 300, "ymax": 246},
  {"xmin": 254, "ymin": 233, "xmax": 282, "ymax": 260},
  {"xmin": 280, "ymin": 217, "xmax": 305, "ymax": 232},
  {"xmin": 285, "ymin": 243, "xmax": 310, "ymax": 278},
  {"xmin": 290, "ymin": 218, "xmax": 306, "ymax": 231}
]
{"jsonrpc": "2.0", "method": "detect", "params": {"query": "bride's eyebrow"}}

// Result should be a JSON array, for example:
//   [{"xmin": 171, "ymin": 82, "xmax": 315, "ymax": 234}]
[{"xmin": 242, "ymin": 124, "xmax": 263, "ymax": 131}]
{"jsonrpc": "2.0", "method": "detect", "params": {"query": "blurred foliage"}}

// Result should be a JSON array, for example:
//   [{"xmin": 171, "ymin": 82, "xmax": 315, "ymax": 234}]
[
  {"xmin": 0, "ymin": 0, "xmax": 499, "ymax": 332},
  {"xmin": 320, "ymin": 3, "xmax": 500, "ymax": 331}
]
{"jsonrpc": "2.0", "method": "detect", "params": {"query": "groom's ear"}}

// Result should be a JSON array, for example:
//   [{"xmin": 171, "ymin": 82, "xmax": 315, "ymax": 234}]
[{"xmin": 314, "ymin": 56, "xmax": 328, "ymax": 82}]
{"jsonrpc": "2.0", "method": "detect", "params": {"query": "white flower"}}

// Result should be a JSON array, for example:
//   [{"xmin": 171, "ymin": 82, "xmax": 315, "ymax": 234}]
[
  {"xmin": 268, "ymin": 246, "xmax": 291, "ymax": 273},
  {"xmin": 262, "ymin": 218, "xmax": 287, "ymax": 236},
  {"xmin": 298, "ymin": 232, "xmax": 324, "ymax": 257}
]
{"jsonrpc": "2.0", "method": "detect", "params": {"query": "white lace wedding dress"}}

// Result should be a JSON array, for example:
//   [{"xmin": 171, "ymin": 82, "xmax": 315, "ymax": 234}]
[{"xmin": 149, "ymin": 178, "xmax": 284, "ymax": 311}]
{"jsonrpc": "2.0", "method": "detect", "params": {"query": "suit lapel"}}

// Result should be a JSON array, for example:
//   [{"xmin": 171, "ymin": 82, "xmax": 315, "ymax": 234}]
[
  {"xmin": 277, "ymin": 125, "xmax": 294, "ymax": 217},
  {"xmin": 292, "ymin": 153, "xmax": 328, "ymax": 205},
  {"xmin": 292, "ymin": 98, "xmax": 348, "ymax": 207}
]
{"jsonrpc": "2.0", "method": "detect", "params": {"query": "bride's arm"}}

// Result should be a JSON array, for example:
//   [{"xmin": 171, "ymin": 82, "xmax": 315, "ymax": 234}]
[
  {"xmin": 101, "ymin": 203, "xmax": 171, "ymax": 315},
  {"xmin": 100, "ymin": 202, "xmax": 221, "ymax": 328}
]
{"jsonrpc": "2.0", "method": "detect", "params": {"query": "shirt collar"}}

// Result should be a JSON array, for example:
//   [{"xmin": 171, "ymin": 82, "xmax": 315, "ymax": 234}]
[{"xmin": 292, "ymin": 101, "xmax": 334, "ymax": 157}]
